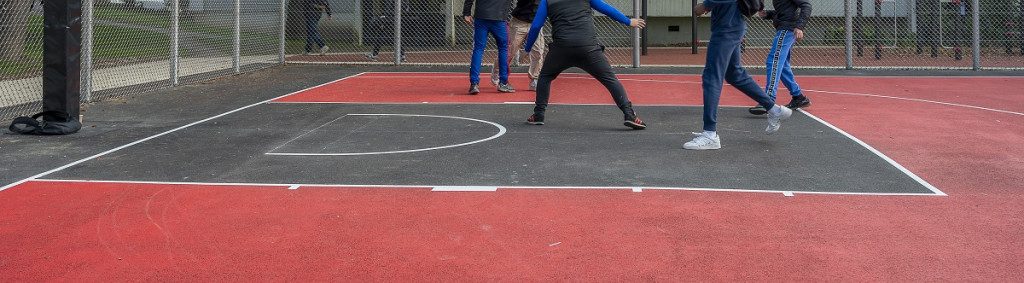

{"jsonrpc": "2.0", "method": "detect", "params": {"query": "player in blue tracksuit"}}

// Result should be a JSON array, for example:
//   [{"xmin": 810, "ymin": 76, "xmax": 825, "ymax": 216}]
[
  {"xmin": 748, "ymin": 0, "xmax": 812, "ymax": 115},
  {"xmin": 684, "ymin": 0, "xmax": 792, "ymax": 150},
  {"xmin": 523, "ymin": 0, "xmax": 648, "ymax": 129}
]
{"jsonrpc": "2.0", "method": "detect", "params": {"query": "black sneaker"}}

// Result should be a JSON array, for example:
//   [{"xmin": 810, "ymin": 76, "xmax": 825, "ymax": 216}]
[
  {"xmin": 748, "ymin": 105, "xmax": 768, "ymax": 115},
  {"xmin": 785, "ymin": 95, "xmax": 811, "ymax": 109},
  {"xmin": 623, "ymin": 111, "xmax": 647, "ymax": 130},
  {"xmin": 469, "ymin": 84, "xmax": 480, "ymax": 95},
  {"xmin": 527, "ymin": 113, "xmax": 544, "ymax": 125}
]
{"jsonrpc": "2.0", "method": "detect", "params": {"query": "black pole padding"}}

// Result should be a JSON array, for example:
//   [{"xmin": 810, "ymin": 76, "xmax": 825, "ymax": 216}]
[{"xmin": 41, "ymin": 0, "xmax": 82, "ymax": 125}]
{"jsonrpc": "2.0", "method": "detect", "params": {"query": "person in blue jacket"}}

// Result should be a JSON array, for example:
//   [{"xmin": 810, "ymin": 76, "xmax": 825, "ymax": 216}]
[
  {"xmin": 684, "ymin": 0, "xmax": 792, "ymax": 150},
  {"xmin": 523, "ymin": 0, "xmax": 648, "ymax": 130}
]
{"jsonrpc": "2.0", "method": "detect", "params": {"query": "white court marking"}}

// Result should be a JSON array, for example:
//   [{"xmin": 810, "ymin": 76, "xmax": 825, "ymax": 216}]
[
  {"xmin": 265, "ymin": 114, "xmax": 507, "ymax": 156},
  {"xmin": 1, "ymin": 72, "xmax": 956, "ymax": 196}
]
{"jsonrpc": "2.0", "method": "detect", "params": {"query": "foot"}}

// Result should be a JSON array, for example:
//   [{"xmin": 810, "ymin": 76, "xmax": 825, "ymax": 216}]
[
  {"xmin": 684, "ymin": 132, "xmax": 721, "ymax": 150},
  {"xmin": 748, "ymin": 105, "xmax": 768, "ymax": 115},
  {"xmin": 469, "ymin": 84, "xmax": 480, "ymax": 95},
  {"xmin": 623, "ymin": 110, "xmax": 647, "ymax": 130},
  {"xmin": 497, "ymin": 83, "xmax": 516, "ymax": 93},
  {"xmin": 365, "ymin": 53, "xmax": 379, "ymax": 61},
  {"xmin": 400, "ymin": 54, "xmax": 407, "ymax": 62},
  {"xmin": 529, "ymin": 79, "xmax": 538, "ymax": 91},
  {"xmin": 489, "ymin": 67, "xmax": 500, "ymax": 86},
  {"xmin": 765, "ymin": 105, "xmax": 793, "ymax": 134},
  {"xmin": 785, "ymin": 95, "xmax": 811, "ymax": 109},
  {"xmin": 319, "ymin": 45, "xmax": 330, "ymax": 55},
  {"xmin": 526, "ymin": 113, "xmax": 544, "ymax": 125}
]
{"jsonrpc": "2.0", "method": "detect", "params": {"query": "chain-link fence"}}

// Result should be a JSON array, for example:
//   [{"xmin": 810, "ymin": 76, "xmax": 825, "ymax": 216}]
[
  {"xmin": 1, "ymin": 0, "xmax": 284, "ymax": 122},
  {"xmin": 3, "ymin": 0, "xmax": 1024, "ymax": 121},
  {"xmin": 283, "ymin": 0, "xmax": 1023, "ymax": 70}
]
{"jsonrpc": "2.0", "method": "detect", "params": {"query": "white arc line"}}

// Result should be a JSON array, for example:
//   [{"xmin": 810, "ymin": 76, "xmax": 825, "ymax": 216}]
[
  {"xmin": 0, "ymin": 73, "xmax": 368, "ymax": 192},
  {"xmin": 265, "ymin": 114, "xmax": 507, "ymax": 156}
]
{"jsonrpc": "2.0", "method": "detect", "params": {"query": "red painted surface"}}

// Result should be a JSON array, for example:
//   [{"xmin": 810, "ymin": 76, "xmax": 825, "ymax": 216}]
[{"xmin": 2, "ymin": 74, "xmax": 1023, "ymax": 280}]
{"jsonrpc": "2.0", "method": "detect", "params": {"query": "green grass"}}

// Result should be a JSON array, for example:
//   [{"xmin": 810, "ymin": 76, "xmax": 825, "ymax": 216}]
[{"xmin": 1, "ymin": 14, "xmax": 170, "ymax": 79}]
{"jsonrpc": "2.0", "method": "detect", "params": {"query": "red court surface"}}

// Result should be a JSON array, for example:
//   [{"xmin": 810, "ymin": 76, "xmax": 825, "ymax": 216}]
[{"xmin": 2, "ymin": 72, "xmax": 1023, "ymax": 280}]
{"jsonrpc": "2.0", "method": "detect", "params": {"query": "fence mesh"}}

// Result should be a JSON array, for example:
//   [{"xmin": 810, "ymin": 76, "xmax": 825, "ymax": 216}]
[{"xmin": 2, "ymin": 0, "xmax": 1024, "ymax": 122}]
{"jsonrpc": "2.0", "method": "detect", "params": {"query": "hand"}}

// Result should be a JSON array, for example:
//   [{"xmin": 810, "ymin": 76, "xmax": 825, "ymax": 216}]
[
  {"xmin": 630, "ymin": 18, "xmax": 646, "ymax": 29},
  {"xmin": 756, "ymin": 10, "xmax": 767, "ymax": 18},
  {"xmin": 463, "ymin": 16, "xmax": 474, "ymax": 26},
  {"xmin": 794, "ymin": 28, "xmax": 805, "ymax": 42},
  {"xmin": 325, "ymin": 15, "xmax": 332, "ymax": 21},
  {"xmin": 693, "ymin": 3, "xmax": 707, "ymax": 16}
]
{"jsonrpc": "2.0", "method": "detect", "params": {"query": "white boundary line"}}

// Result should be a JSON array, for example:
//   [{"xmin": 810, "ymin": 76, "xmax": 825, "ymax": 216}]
[
  {"xmin": 266, "ymin": 114, "xmax": 507, "ymax": 156},
  {"xmin": 28, "ymin": 179, "xmax": 945, "ymax": 196},
  {"xmin": 799, "ymin": 109, "xmax": 946, "ymax": 196},
  {"xmin": 0, "ymin": 72, "xmax": 368, "ymax": 192},
  {"xmin": 356, "ymin": 71, "xmax": 1024, "ymax": 79},
  {"xmin": 801, "ymin": 89, "xmax": 1024, "ymax": 117}
]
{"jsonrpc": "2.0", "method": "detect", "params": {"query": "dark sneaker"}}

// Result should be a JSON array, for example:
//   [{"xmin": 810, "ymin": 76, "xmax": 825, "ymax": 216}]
[
  {"xmin": 527, "ymin": 113, "xmax": 544, "ymax": 125},
  {"xmin": 497, "ymin": 83, "xmax": 516, "ymax": 93},
  {"xmin": 623, "ymin": 111, "xmax": 647, "ymax": 130},
  {"xmin": 748, "ymin": 105, "xmax": 768, "ymax": 115},
  {"xmin": 469, "ymin": 84, "xmax": 480, "ymax": 95},
  {"xmin": 785, "ymin": 96, "xmax": 811, "ymax": 109}
]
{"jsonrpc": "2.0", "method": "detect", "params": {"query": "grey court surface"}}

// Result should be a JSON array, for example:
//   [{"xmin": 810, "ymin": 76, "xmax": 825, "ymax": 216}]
[{"xmin": 42, "ymin": 102, "xmax": 935, "ymax": 195}]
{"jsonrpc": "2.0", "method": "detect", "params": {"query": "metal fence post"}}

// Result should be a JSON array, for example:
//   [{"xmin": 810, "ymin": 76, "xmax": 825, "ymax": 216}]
[
  {"xmin": 691, "ymin": 0, "xmax": 698, "ymax": 54},
  {"xmin": 171, "ymin": 0, "xmax": 180, "ymax": 86},
  {"xmin": 82, "ymin": 0, "xmax": 93, "ymax": 102},
  {"xmin": 632, "ymin": 0, "xmax": 640, "ymax": 68},
  {"xmin": 394, "ymin": 0, "xmax": 403, "ymax": 65},
  {"xmin": 234, "ymin": 0, "xmax": 242, "ymax": 73},
  {"xmin": 279, "ymin": 0, "xmax": 287, "ymax": 63},
  {"xmin": 845, "ymin": 0, "xmax": 854, "ymax": 70},
  {"xmin": 971, "ymin": 0, "xmax": 981, "ymax": 70}
]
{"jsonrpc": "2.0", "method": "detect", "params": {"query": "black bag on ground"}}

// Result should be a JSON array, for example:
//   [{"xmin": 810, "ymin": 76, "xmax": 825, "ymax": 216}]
[
  {"xmin": 8, "ymin": 111, "xmax": 82, "ymax": 135},
  {"xmin": 737, "ymin": 0, "xmax": 765, "ymax": 17}
]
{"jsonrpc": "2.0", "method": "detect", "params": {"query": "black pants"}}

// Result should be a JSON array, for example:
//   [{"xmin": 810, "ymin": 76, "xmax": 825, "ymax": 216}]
[{"xmin": 534, "ymin": 44, "xmax": 633, "ymax": 115}]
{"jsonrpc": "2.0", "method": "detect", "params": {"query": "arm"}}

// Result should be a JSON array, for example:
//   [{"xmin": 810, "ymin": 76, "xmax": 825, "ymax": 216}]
[
  {"xmin": 794, "ymin": 0, "xmax": 812, "ymax": 29},
  {"xmin": 462, "ymin": 0, "xmax": 474, "ymax": 17},
  {"xmin": 524, "ymin": 0, "xmax": 548, "ymax": 53},
  {"xmin": 589, "ymin": 0, "xmax": 631, "ymax": 26}
]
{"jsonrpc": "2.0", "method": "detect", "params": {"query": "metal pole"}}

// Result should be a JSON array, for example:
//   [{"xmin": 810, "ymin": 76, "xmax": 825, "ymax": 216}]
[
  {"xmin": 82, "ymin": 0, "xmax": 93, "ymax": 102},
  {"xmin": 971, "ymin": 0, "xmax": 980, "ymax": 70},
  {"xmin": 394, "ymin": 0, "xmax": 403, "ymax": 65},
  {"xmin": 233, "ymin": 0, "xmax": 241, "ymax": 73},
  {"xmin": 845, "ymin": 0, "xmax": 854, "ymax": 69},
  {"xmin": 279, "ymin": 0, "xmax": 286, "ymax": 63},
  {"xmin": 632, "ymin": 0, "xmax": 640, "ymax": 67},
  {"xmin": 171, "ymin": 0, "xmax": 180, "ymax": 86},
  {"xmin": 909, "ymin": 0, "xmax": 917, "ymax": 34},
  {"xmin": 692, "ymin": 0, "xmax": 698, "ymax": 54},
  {"xmin": 641, "ymin": 0, "xmax": 647, "ymax": 56}
]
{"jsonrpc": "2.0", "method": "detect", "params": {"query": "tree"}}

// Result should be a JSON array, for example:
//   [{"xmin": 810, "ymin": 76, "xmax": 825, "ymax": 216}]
[{"xmin": 0, "ymin": 0, "xmax": 33, "ymax": 61}]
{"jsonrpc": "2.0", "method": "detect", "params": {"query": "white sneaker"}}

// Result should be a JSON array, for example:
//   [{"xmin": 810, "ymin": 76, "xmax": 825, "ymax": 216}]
[
  {"xmin": 684, "ymin": 132, "xmax": 721, "ymax": 150},
  {"xmin": 765, "ymin": 105, "xmax": 793, "ymax": 134},
  {"xmin": 319, "ymin": 45, "xmax": 330, "ymax": 55},
  {"xmin": 529, "ymin": 79, "xmax": 538, "ymax": 91}
]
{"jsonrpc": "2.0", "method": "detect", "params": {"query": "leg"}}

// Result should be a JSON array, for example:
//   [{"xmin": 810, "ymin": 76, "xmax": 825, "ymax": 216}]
[
  {"xmin": 779, "ymin": 56, "xmax": 802, "ymax": 97},
  {"xmin": 527, "ymin": 24, "xmax": 546, "ymax": 80},
  {"xmin": 305, "ymin": 17, "xmax": 316, "ymax": 52},
  {"xmin": 469, "ymin": 19, "xmax": 489, "ymax": 85},
  {"xmin": 534, "ymin": 45, "xmax": 573, "ymax": 115},
  {"xmin": 311, "ymin": 19, "xmax": 326, "ymax": 48},
  {"xmin": 764, "ymin": 30, "xmax": 794, "ymax": 100},
  {"xmin": 725, "ymin": 41, "xmax": 774, "ymax": 111},
  {"xmin": 577, "ymin": 45, "xmax": 633, "ymax": 114},
  {"xmin": 489, "ymin": 20, "xmax": 511, "ymax": 84},
  {"xmin": 701, "ymin": 36, "xmax": 738, "ymax": 132}
]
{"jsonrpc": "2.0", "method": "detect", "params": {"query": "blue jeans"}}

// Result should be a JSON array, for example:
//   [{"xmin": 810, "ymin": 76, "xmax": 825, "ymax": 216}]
[
  {"xmin": 470, "ymin": 19, "xmax": 509, "ymax": 85},
  {"xmin": 765, "ymin": 29, "xmax": 803, "ymax": 100},
  {"xmin": 702, "ymin": 33, "xmax": 775, "ymax": 132},
  {"xmin": 305, "ymin": 16, "xmax": 325, "ymax": 52}
]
